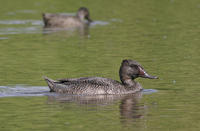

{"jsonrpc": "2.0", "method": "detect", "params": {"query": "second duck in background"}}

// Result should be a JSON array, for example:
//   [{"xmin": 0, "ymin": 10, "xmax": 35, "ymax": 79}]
[{"xmin": 42, "ymin": 7, "xmax": 92, "ymax": 29}]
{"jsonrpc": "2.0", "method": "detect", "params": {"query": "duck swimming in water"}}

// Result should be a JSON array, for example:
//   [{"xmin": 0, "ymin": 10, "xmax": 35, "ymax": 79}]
[
  {"xmin": 44, "ymin": 59, "xmax": 158, "ymax": 95},
  {"xmin": 42, "ymin": 7, "xmax": 92, "ymax": 28}
]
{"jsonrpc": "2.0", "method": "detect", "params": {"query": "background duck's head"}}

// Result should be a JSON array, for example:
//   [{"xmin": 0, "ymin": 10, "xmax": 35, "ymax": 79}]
[
  {"xmin": 119, "ymin": 59, "xmax": 158, "ymax": 83},
  {"xmin": 77, "ymin": 7, "xmax": 92, "ymax": 22}
]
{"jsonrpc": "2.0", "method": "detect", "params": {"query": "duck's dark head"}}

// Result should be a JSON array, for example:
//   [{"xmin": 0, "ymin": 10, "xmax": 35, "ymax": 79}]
[
  {"xmin": 77, "ymin": 7, "xmax": 92, "ymax": 23},
  {"xmin": 119, "ymin": 59, "xmax": 158, "ymax": 84}
]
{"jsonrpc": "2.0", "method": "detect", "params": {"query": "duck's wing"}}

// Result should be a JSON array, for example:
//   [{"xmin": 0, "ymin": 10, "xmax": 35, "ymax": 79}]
[
  {"xmin": 58, "ymin": 77, "xmax": 115, "ymax": 85},
  {"xmin": 43, "ymin": 13, "xmax": 65, "ymax": 18},
  {"xmin": 58, "ymin": 77, "xmax": 102, "ymax": 82},
  {"xmin": 42, "ymin": 13, "xmax": 74, "ymax": 27},
  {"xmin": 44, "ymin": 76, "xmax": 123, "ymax": 94}
]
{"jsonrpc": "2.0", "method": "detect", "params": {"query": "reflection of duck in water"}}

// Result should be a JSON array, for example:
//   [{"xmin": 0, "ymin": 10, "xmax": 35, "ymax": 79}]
[
  {"xmin": 120, "ymin": 93, "xmax": 144, "ymax": 120},
  {"xmin": 42, "ymin": 7, "xmax": 92, "ymax": 29},
  {"xmin": 44, "ymin": 59, "xmax": 158, "ymax": 95},
  {"xmin": 47, "ymin": 92, "xmax": 146, "ymax": 125}
]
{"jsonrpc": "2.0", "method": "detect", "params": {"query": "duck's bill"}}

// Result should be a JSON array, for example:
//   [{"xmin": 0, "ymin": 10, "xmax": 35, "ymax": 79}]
[
  {"xmin": 140, "ymin": 73, "xmax": 158, "ymax": 79},
  {"xmin": 138, "ymin": 67, "xmax": 158, "ymax": 79}
]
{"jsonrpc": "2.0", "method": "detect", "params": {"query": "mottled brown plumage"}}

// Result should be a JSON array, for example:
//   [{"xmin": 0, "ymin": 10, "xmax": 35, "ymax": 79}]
[
  {"xmin": 42, "ymin": 7, "xmax": 92, "ymax": 28},
  {"xmin": 44, "ymin": 59, "xmax": 158, "ymax": 95}
]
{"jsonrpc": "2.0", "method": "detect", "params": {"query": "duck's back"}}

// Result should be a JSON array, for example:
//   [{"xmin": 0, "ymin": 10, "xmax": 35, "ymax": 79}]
[
  {"xmin": 44, "ymin": 77, "xmax": 134, "ymax": 95},
  {"xmin": 43, "ymin": 13, "xmax": 83, "ymax": 28}
]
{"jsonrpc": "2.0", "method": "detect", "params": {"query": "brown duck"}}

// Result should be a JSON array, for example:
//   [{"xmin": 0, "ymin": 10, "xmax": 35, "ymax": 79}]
[
  {"xmin": 42, "ymin": 7, "xmax": 92, "ymax": 28},
  {"xmin": 44, "ymin": 59, "xmax": 158, "ymax": 95}
]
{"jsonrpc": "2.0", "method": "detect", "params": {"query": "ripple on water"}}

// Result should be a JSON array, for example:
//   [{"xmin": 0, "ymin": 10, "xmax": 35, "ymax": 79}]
[
  {"xmin": 6, "ymin": 10, "xmax": 37, "ymax": 15},
  {"xmin": 90, "ymin": 21, "xmax": 110, "ymax": 27},
  {"xmin": 0, "ymin": 20, "xmax": 43, "ymax": 35},
  {"xmin": 0, "ymin": 37, "xmax": 9, "ymax": 40},
  {"xmin": 142, "ymin": 89, "xmax": 158, "ymax": 94},
  {"xmin": 0, "ymin": 86, "xmax": 50, "ymax": 97},
  {"xmin": 0, "ymin": 27, "xmax": 41, "ymax": 35},
  {"xmin": 0, "ymin": 20, "xmax": 43, "ymax": 25}
]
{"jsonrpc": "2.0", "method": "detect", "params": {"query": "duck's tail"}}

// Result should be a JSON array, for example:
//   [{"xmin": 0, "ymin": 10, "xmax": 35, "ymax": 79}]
[
  {"xmin": 43, "ymin": 76, "xmax": 56, "ymax": 92},
  {"xmin": 42, "ymin": 13, "xmax": 49, "ymax": 27}
]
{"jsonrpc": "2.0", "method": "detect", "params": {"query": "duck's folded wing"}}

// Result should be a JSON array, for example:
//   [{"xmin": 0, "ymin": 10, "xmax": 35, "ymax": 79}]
[
  {"xmin": 58, "ymin": 77, "xmax": 95, "ymax": 83},
  {"xmin": 57, "ymin": 77, "xmax": 118, "ymax": 86}
]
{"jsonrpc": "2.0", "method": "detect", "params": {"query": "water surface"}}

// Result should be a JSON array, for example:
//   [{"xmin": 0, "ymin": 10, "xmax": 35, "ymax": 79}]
[{"xmin": 0, "ymin": 0, "xmax": 200, "ymax": 131}]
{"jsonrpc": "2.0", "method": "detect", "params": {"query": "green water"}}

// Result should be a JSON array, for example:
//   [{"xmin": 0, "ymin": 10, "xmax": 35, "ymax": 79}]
[{"xmin": 0, "ymin": 0, "xmax": 200, "ymax": 130}]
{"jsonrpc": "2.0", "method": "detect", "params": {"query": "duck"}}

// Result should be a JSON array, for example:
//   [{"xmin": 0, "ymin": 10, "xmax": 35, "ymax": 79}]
[
  {"xmin": 42, "ymin": 7, "xmax": 92, "ymax": 28},
  {"xmin": 44, "ymin": 59, "xmax": 158, "ymax": 95}
]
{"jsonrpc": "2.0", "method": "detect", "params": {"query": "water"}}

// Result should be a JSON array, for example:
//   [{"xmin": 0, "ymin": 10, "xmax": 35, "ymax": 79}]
[{"xmin": 0, "ymin": 0, "xmax": 200, "ymax": 130}]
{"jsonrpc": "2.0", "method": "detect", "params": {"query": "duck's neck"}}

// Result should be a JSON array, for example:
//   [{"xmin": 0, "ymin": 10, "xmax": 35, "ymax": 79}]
[
  {"xmin": 119, "ymin": 65, "xmax": 137, "ymax": 88},
  {"xmin": 120, "ymin": 76, "xmax": 137, "ymax": 88}
]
